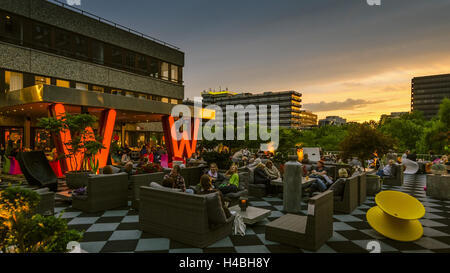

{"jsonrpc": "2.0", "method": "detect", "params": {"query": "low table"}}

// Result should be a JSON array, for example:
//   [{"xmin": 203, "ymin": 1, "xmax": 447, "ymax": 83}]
[
  {"xmin": 55, "ymin": 190, "xmax": 73, "ymax": 201},
  {"xmin": 229, "ymin": 205, "xmax": 271, "ymax": 224}
]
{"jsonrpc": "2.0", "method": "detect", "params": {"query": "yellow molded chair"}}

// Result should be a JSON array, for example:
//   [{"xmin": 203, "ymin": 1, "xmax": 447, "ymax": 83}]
[{"xmin": 367, "ymin": 190, "xmax": 425, "ymax": 242}]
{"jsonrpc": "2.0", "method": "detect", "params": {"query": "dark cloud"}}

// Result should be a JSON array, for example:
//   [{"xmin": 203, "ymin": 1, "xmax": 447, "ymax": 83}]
[{"xmin": 303, "ymin": 98, "xmax": 385, "ymax": 112}]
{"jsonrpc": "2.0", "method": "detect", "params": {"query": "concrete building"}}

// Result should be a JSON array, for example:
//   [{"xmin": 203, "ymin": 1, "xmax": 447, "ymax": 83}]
[
  {"xmin": 412, "ymin": 73, "xmax": 450, "ymax": 120},
  {"xmin": 0, "ymin": 0, "xmax": 184, "ymax": 149},
  {"xmin": 298, "ymin": 110, "xmax": 317, "ymax": 128},
  {"xmin": 318, "ymin": 116, "xmax": 347, "ymax": 127},
  {"xmin": 201, "ymin": 90, "xmax": 303, "ymax": 129},
  {"xmin": 379, "ymin": 111, "xmax": 409, "ymax": 124}
]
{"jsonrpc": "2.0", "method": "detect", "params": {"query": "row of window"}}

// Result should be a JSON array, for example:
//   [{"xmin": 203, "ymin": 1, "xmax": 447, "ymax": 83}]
[
  {"xmin": 4, "ymin": 70, "xmax": 181, "ymax": 104},
  {"xmin": 0, "ymin": 10, "xmax": 183, "ymax": 84}
]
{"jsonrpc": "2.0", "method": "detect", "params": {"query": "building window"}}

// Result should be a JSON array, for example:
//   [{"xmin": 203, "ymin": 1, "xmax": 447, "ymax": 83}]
[
  {"xmin": 3, "ymin": 14, "xmax": 22, "ymax": 43},
  {"xmin": 32, "ymin": 23, "xmax": 51, "ymax": 49},
  {"xmin": 111, "ymin": 89, "xmax": 122, "ymax": 95},
  {"xmin": 161, "ymin": 62, "xmax": 169, "ymax": 80},
  {"xmin": 125, "ymin": 91, "xmax": 135, "ymax": 98},
  {"xmin": 55, "ymin": 29, "xmax": 72, "ymax": 57},
  {"xmin": 137, "ymin": 55, "xmax": 147, "ymax": 73},
  {"xmin": 171, "ymin": 65, "xmax": 178, "ymax": 83},
  {"xmin": 74, "ymin": 35, "xmax": 88, "ymax": 60},
  {"xmin": 138, "ymin": 93, "xmax": 147, "ymax": 100},
  {"xmin": 76, "ymin": 83, "xmax": 88, "ymax": 90},
  {"xmin": 111, "ymin": 47, "xmax": 122, "ymax": 67},
  {"xmin": 149, "ymin": 58, "xmax": 159, "ymax": 78},
  {"xmin": 161, "ymin": 97, "xmax": 169, "ymax": 103},
  {"xmin": 170, "ymin": 99, "xmax": 178, "ymax": 104},
  {"xmin": 56, "ymin": 79, "xmax": 70, "ymax": 88},
  {"xmin": 35, "ymin": 76, "xmax": 50, "ymax": 85},
  {"xmin": 92, "ymin": 86, "xmax": 104, "ymax": 93},
  {"xmin": 92, "ymin": 41, "xmax": 104, "ymax": 64},
  {"xmin": 125, "ymin": 52, "xmax": 135, "ymax": 70},
  {"xmin": 5, "ymin": 71, "xmax": 23, "ymax": 92}
]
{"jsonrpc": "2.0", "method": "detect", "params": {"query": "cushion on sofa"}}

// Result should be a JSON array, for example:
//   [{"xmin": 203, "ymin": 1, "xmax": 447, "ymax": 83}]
[
  {"xmin": 149, "ymin": 182, "xmax": 182, "ymax": 192},
  {"xmin": 328, "ymin": 178, "xmax": 346, "ymax": 196},
  {"xmin": 205, "ymin": 192, "xmax": 227, "ymax": 225}
]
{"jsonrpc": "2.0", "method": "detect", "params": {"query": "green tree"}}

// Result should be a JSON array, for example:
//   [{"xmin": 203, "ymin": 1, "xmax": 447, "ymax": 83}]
[{"xmin": 340, "ymin": 123, "xmax": 395, "ymax": 168}]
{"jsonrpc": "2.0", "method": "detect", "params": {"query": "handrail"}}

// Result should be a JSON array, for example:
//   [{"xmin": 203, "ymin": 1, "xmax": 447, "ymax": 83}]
[{"xmin": 46, "ymin": 0, "xmax": 181, "ymax": 51}]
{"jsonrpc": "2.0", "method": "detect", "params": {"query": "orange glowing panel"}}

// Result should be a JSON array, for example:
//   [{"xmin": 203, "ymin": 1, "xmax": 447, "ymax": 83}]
[
  {"xmin": 167, "ymin": 116, "xmax": 200, "ymax": 159},
  {"xmin": 96, "ymin": 109, "xmax": 116, "ymax": 170}
]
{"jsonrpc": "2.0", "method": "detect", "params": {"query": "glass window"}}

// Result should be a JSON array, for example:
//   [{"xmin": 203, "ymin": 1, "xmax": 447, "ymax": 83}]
[
  {"xmin": 125, "ymin": 52, "xmax": 135, "ymax": 70},
  {"xmin": 32, "ymin": 23, "xmax": 51, "ymax": 49},
  {"xmin": 74, "ymin": 35, "xmax": 88, "ymax": 59},
  {"xmin": 35, "ymin": 76, "xmax": 50, "ymax": 85},
  {"xmin": 170, "ymin": 98, "xmax": 178, "ymax": 104},
  {"xmin": 137, "ymin": 55, "xmax": 147, "ymax": 73},
  {"xmin": 161, "ymin": 97, "xmax": 169, "ymax": 103},
  {"xmin": 56, "ymin": 79, "xmax": 70, "ymax": 88},
  {"xmin": 5, "ymin": 71, "xmax": 23, "ymax": 92},
  {"xmin": 76, "ymin": 83, "xmax": 88, "ymax": 90},
  {"xmin": 92, "ymin": 41, "xmax": 104, "ymax": 64},
  {"xmin": 161, "ymin": 62, "xmax": 169, "ymax": 80},
  {"xmin": 3, "ymin": 14, "xmax": 22, "ymax": 43},
  {"xmin": 138, "ymin": 93, "xmax": 147, "ymax": 100},
  {"xmin": 92, "ymin": 86, "xmax": 104, "ymax": 93},
  {"xmin": 111, "ymin": 89, "xmax": 122, "ymax": 95},
  {"xmin": 55, "ymin": 29, "xmax": 72, "ymax": 57},
  {"xmin": 111, "ymin": 47, "xmax": 122, "ymax": 67},
  {"xmin": 171, "ymin": 64, "xmax": 178, "ymax": 83},
  {"xmin": 125, "ymin": 91, "xmax": 135, "ymax": 97},
  {"xmin": 149, "ymin": 58, "xmax": 159, "ymax": 78}
]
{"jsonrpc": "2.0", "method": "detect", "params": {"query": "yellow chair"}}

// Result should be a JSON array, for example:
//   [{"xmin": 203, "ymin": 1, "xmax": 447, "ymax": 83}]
[{"xmin": 367, "ymin": 190, "xmax": 425, "ymax": 242}]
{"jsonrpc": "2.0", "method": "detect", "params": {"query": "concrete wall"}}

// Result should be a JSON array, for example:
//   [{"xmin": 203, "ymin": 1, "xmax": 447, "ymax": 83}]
[
  {"xmin": 0, "ymin": 42, "xmax": 184, "ymax": 99},
  {"xmin": 0, "ymin": 0, "xmax": 184, "ymax": 66}
]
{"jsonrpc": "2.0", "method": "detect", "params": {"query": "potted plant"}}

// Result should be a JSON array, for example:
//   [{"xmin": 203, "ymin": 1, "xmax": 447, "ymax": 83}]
[
  {"xmin": 135, "ymin": 162, "xmax": 164, "ymax": 174},
  {"xmin": 38, "ymin": 113, "xmax": 105, "ymax": 189},
  {"xmin": 0, "ymin": 187, "xmax": 83, "ymax": 253},
  {"xmin": 431, "ymin": 163, "xmax": 446, "ymax": 175}
]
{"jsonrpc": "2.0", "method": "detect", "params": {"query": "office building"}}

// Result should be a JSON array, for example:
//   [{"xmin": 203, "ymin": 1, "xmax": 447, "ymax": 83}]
[{"xmin": 412, "ymin": 73, "xmax": 450, "ymax": 120}]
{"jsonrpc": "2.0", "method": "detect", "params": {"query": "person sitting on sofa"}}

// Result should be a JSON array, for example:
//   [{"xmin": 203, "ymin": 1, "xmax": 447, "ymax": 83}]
[
  {"xmin": 311, "ymin": 160, "xmax": 333, "ymax": 185},
  {"xmin": 207, "ymin": 163, "xmax": 225, "ymax": 186},
  {"xmin": 376, "ymin": 159, "xmax": 396, "ymax": 178},
  {"xmin": 218, "ymin": 164, "xmax": 239, "ymax": 194},
  {"xmin": 164, "ymin": 165, "xmax": 194, "ymax": 194},
  {"xmin": 198, "ymin": 174, "xmax": 231, "ymax": 218},
  {"xmin": 162, "ymin": 177, "xmax": 176, "ymax": 188},
  {"xmin": 265, "ymin": 160, "xmax": 281, "ymax": 180},
  {"xmin": 254, "ymin": 162, "xmax": 275, "ymax": 196},
  {"xmin": 327, "ymin": 168, "xmax": 349, "ymax": 197},
  {"xmin": 102, "ymin": 165, "xmax": 114, "ymax": 174}
]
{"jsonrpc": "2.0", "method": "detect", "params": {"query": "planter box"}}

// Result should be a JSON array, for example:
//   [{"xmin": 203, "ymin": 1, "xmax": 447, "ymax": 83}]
[{"xmin": 426, "ymin": 174, "xmax": 450, "ymax": 200}]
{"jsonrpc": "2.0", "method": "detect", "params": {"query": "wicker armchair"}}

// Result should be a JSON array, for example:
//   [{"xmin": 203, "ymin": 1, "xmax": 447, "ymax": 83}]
[
  {"xmin": 72, "ymin": 173, "xmax": 128, "ymax": 213},
  {"xmin": 356, "ymin": 173, "xmax": 367, "ymax": 205},
  {"xmin": 382, "ymin": 164, "xmax": 404, "ymax": 186},
  {"xmin": 130, "ymin": 172, "xmax": 165, "ymax": 210},
  {"xmin": 139, "ymin": 186, "xmax": 234, "ymax": 248},
  {"xmin": 334, "ymin": 176, "xmax": 358, "ymax": 214},
  {"xmin": 265, "ymin": 190, "xmax": 333, "ymax": 251}
]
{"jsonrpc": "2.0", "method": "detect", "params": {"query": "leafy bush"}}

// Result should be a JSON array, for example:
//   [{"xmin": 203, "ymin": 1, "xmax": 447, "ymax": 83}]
[
  {"xmin": 135, "ymin": 163, "xmax": 164, "ymax": 174},
  {"xmin": 0, "ymin": 187, "xmax": 83, "ymax": 253}
]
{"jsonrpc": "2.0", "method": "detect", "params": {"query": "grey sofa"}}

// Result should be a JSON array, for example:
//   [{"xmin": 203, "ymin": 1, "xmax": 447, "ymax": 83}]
[
  {"xmin": 180, "ymin": 166, "xmax": 208, "ymax": 187},
  {"xmin": 34, "ymin": 188, "xmax": 55, "ymax": 216},
  {"xmin": 354, "ymin": 172, "xmax": 367, "ymax": 205},
  {"xmin": 130, "ymin": 172, "xmax": 165, "ymax": 210},
  {"xmin": 382, "ymin": 164, "xmax": 404, "ymax": 186},
  {"xmin": 266, "ymin": 190, "xmax": 333, "ymax": 251},
  {"xmin": 139, "ymin": 186, "xmax": 234, "ymax": 248},
  {"xmin": 333, "ymin": 176, "xmax": 359, "ymax": 214},
  {"xmin": 72, "ymin": 173, "xmax": 128, "ymax": 213}
]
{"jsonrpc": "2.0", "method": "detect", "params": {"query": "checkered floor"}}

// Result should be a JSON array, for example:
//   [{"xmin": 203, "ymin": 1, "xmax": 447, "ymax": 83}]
[{"xmin": 55, "ymin": 174, "xmax": 450, "ymax": 253}]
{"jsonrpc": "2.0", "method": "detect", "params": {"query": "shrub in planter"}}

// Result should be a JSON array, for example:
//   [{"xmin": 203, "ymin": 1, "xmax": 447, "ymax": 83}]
[
  {"xmin": 135, "ymin": 163, "xmax": 164, "ymax": 174},
  {"xmin": 0, "ymin": 187, "xmax": 83, "ymax": 253},
  {"xmin": 431, "ymin": 164, "xmax": 446, "ymax": 175}
]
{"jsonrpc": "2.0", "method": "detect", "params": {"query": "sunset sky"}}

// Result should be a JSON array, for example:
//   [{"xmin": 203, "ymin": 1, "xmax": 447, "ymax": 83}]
[{"xmin": 75, "ymin": 0, "xmax": 450, "ymax": 122}]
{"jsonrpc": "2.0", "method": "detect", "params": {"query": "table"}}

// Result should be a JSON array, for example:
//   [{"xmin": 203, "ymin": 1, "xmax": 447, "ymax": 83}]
[
  {"xmin": 55, "ymin": 190, "xmax": 72, "ymax": 201},
  {"xmin": 229, "ymin": 205, "xmax": 271, "ymax": 225}
]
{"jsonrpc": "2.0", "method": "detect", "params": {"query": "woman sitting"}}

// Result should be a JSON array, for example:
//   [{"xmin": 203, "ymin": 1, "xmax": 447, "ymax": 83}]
[
  {"xmin": 265, "ymin": 160, "xmax": 281, "ymax": 180},
  {"xmin": 198, "ymin": 174, "xmax": 231, "ymax": 218},
  {"xmin": 218, "ymin": 164, "xmax": 239, "ymax": 194},
  {"xmin": 207, "ymin": 163, "xmax": 225, "ymax": 187}
]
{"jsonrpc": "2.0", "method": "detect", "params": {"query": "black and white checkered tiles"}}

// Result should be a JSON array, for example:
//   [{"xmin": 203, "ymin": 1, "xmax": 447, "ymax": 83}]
[{"xmin": 55, "ymin": 174, "xmax": 450, "ymax": 253}]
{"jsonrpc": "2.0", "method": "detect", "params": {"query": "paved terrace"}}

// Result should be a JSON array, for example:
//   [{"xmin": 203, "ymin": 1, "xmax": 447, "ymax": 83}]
[{"xmin": 50, "ymin": 174, "xmax": 450, "ymax": 253}]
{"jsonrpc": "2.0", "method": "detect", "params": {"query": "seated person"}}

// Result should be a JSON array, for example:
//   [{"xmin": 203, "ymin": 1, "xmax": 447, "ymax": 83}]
[
  {"xmin": 301, "ymin": 154, "xmax": 310, "ymax": 164},
  {"xmin": 137, "ymin": 157, "xmax": 149, "ymax": 167},
  {"xmin": 376, "ymin": 159, "xmax": 396, "ymax": 178},
  {"xmin": 164, "ymin": 165, "xmax": 194, "ymax": 194},
  {"xmin": 102, "ymin": 165, "xmax": 114, "ymax": 174},
  {"xmin": 198, "ymin": 174, "xmax": 231, "ymax": 218},
  {"xmin": 247, "ymin": 157, "xmax": 262, "ymax": 169},
  {"xmin": 264, "ymin": 160, "xmax": 281, "ymax": 180},
  {"xmin": 254, "ymin": 163, "xmax": 275, "ymax": 195},
  {"xmin": 327, "ymin": 168, "xmax": 349, "ymax": 196},
  {"xmin": 310, "ymin": 160, "xmax": 333, "ymax": 185},
  {"xmin": 162, "ymin": 177, "xmax": 176, "ymax": 188},
  {"xmin": 218, "ymin": 164, "xmax": 239, "ymax": 194},
  {"xmin": 207, "ymin": 163, "xmax": 225, "ymax": 186},
  {"xmin": 121, "ymin": 150, "xmax": 132, "ymax": 164}
]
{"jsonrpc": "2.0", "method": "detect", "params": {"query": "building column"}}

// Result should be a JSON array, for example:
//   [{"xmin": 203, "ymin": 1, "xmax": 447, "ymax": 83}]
[
  {"xmin": 121, "ymin": 123, "xmax": 126, "ymax": 147},
  {"xmin": 24, "ymin": 117, "xmax": 31, "ymax": 150}
]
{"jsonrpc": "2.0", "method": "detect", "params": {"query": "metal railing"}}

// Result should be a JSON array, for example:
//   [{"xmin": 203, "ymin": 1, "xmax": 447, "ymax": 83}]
[{"xmin": 47, "ymin": 0, "xmax": 181, "ymax": 51}]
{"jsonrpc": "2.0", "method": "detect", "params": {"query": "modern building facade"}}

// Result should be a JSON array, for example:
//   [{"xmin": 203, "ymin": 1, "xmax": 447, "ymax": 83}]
[
  {"xmin": 412, "ymin": 73, "xmax": 450, "ymax": 120},
  {"xmin": 318, "ymin": 116, "xmax": 347, "ymax": 127},
  {"xmin": 0, "ymin": 0, "xmax": 185, "ymax": 149},
  {"xmin": 379, "ymin": 111, "xmax": 409, "ymax": 124},
  {"xmin": 298, "ymin": 110, "xmax": 317, "ymax": 128},
  {"xmin": 201, "ymin": 90, "xmax": 303, "ymax": 129}
]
